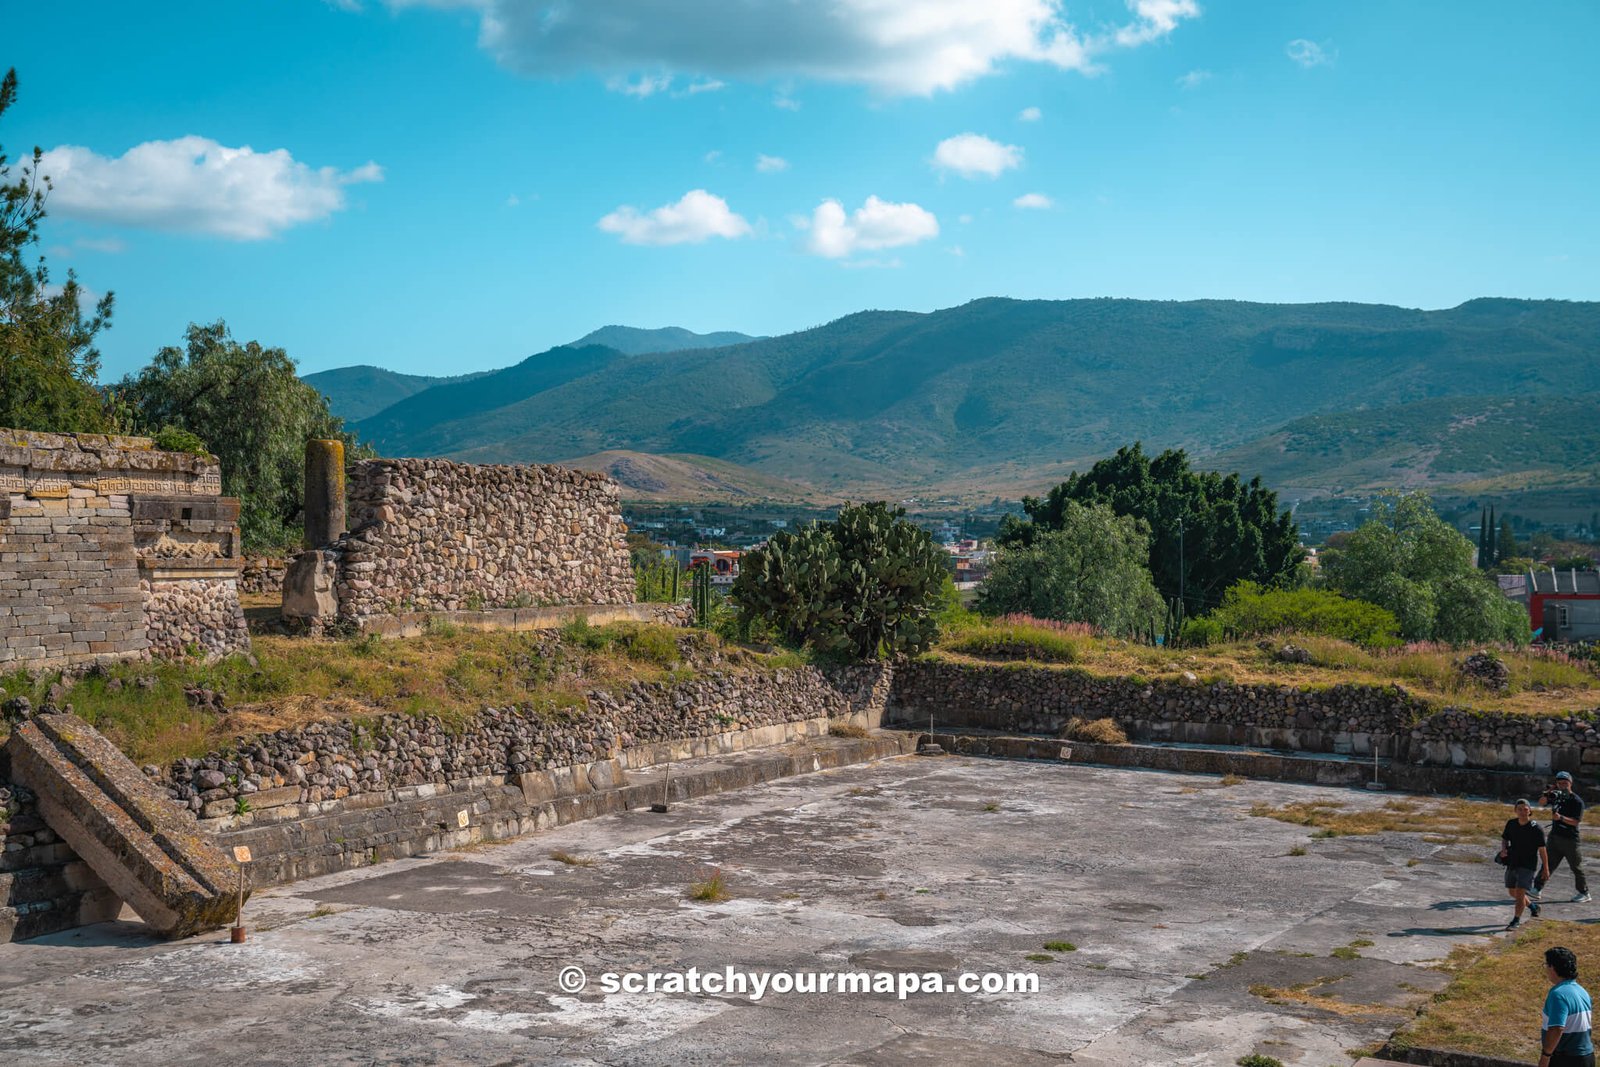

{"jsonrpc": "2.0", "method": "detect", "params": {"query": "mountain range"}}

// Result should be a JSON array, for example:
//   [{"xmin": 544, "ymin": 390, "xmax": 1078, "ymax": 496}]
[{"xmin": 307, "ymin": 299, "xmax": 1600, "ymax": 503}]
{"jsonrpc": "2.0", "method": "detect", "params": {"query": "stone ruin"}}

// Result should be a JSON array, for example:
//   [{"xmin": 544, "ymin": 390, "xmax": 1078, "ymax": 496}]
[
  {"xmin": 282, "ymin": 445, "xmax": 635, "ymax": 631},
  {"xmin": 0, "ymin": 429, "xmax": 249, "ymax": 670}
]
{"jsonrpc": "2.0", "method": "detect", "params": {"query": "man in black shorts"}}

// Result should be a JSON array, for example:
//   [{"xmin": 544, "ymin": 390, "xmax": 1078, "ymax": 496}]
[
  {"xmin": 1505, "ymin": 798, "xmax": 1552, "ymax": 930},
  {"xmin": 1535, "ymin": 771, "xmax": 1592, "ymax": 905}
]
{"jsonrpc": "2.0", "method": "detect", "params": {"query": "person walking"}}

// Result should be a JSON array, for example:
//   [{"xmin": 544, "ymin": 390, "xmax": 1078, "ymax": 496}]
[
  {"xmin": 1535, "ymin": 771, "xmax": 1591, "ymax": 904},
  {"xmin": 1503, "ymin": 799, "xmax": 1550, "ymax": 930},
  {"xmin": 1540, "ymin": 945, "xmax": 1594, "ymax": 1067}
]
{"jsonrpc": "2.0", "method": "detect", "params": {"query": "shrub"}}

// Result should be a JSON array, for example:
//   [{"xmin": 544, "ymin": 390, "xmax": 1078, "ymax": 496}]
[
  {"xmin": 150, "ymin": 425, "xmax": 210, "ymax": 456},
  {"xmin": 1179, "ymin": 616, "xmax": 1224, "ymax": 647},
  {"xmin": 733, "ymin": 502, "xmax": 947, "ymax": 660},
  {"xmin": 1202, "ymin": 582, "xmax": 1401, "ymax": 647}
]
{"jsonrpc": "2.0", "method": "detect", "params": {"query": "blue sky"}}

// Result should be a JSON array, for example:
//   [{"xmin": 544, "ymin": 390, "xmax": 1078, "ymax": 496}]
[{"xmin": 9, "ymin": 1, "xmax": 1598, "ymax": 379}]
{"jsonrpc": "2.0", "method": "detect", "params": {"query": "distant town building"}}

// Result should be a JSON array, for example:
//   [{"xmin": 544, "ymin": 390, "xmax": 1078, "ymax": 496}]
[
  {"xmin": 690, "ymin": 549, "xmax": 742, "ymax": 587},
  {"xmin": 1524, "ymin": 568, "xmax": 1600, "ymax": 641}
]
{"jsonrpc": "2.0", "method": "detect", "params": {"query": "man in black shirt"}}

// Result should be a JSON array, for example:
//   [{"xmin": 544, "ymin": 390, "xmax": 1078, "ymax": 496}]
[
  {"xmin": 1504, "ymin": 799, "xmax": 1552, "ymax": 930},
  {"xmin": 1535, "ymin": 771, "xmax": 1592, "ymax": 905}
]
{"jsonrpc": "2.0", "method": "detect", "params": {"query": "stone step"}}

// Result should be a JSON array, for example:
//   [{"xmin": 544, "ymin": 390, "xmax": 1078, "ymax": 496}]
[
  {"xmin": 0, "ymin": 860, "xmax": 104, "ymax": 907},
  {"xmin": 4, "ymin": 712, "xmax": 242, "ymax": 939}
]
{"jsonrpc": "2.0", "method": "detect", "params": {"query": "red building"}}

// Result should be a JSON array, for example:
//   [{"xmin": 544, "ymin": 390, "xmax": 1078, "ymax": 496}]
[{"xmin": 1526, "ymin": 568, "xmax": 1600, "ymax": 641}]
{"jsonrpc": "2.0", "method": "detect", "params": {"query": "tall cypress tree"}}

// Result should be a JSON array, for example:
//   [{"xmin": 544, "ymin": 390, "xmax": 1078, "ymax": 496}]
[
  {"xmin": 1487, "ymin": 505, "xmax": 1497, "ymax": 565},
  {"xmin": 1478, "ymin": 507, "xmax": 1489, "ymax": 568}
]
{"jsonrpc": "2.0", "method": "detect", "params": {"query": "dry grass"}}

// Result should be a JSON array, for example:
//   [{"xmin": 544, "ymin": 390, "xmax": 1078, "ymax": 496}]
[
  {"xmin": 829, "ymin": 721, "xmax": 870, "ymax": 739},
  {"xmin": 1395, "ymin": 920, "xmax": 1600, "ymax": 1060},
  {"xmin": 933, "ymin": 627, "xmax": 1600, "ymax": 717},
  {"xmin": 1248, "ymin": 797, "xmax": 1511, "ymax": 841},
  {"xmin": 1059, "ymin": 716, "xmax": 1128, "ymax": 744},
  {"xmin": 0, "ymin": 622, "xmax": 762, "ymax": 766},
  {"xmin": 549, "ymin": 850, "xmax": 596, "ymax": 867},
  {"xmin": 1248, "ymin": 974, "xmax": 1407, "ymax": 1020}
]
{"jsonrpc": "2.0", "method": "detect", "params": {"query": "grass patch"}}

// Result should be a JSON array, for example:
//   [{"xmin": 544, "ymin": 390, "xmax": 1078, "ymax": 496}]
[
  {"xmin": 1043, "ymin": 940, "xmax": 1077, "ymax": 953},
  {"xmin": 1395, "ymin": 920, "xmax": 1600, "ymax": 1061},
  {"xmin": 829, "ymin": 721, "xmax": 870, "ymax": 739},
  {"xmin": 687, "ymin": 867, "xmax": 730, "ymax": 903},
  {"xmin": 1219, "ymin": 773, "xmax": 1246, "ymax": 786},
  {"xmin": 1236, "ymin": 1056, "xmax": 1285, "ymax": 1067},
  {"xmin": 942, "ymin": 620, "xmax": 1085, "ymax": 664},
  {"xmin": 1024, "ymin": 953, "xmax": 1056, "ymax": 963},
  {"xmin": 1286, "ymin": 845, "xmax": 1308, "ymax": 857},
  {"xmin": 982, "ymin": 801, "xmax": 1002, "ymax": 813},
  {"xmin": 1249, "ymin": 975, "xmax": 1402, "ymax": 1020},
  {"xmin": 0, "ymin": 622, "xmax": 779, "ymax": 766},
  {"xmin": 931, "ymin": 625, "xmax": 1600, "ymax": 717},
  {"xmin": 549, "ymin": 850, "xmax": 596, "ymax": 867},
  {"xmin": 1249, "ymin": 797, "xmax": 1509, "ymax": 842}
]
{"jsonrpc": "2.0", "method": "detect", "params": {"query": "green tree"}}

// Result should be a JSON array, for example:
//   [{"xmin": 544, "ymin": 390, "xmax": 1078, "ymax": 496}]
[
  {"xmin": 732, "ymin": 502, "xmax": 947, "ymax": 659},
  {"xmin": 1498, "ymin": 516, "xmax": 1520, "ymax": 562},
  {"xmin": 978, "ymin": 501, "xmax": 1162, "ymax": 636},
  {"xmin": 0, "ymin": 68, "xmax": 115, "ymax": 432},
  {"xmin": 1320, "ymin": 492, "xmax": 1527, "ymax": 643},
  {"xmin": 118, "ymin": 321, "xmax": 365, "ymax": 550},
  {"xmin": 999, "ymin": 443, "xmax": 1303, "ymax": 616}
]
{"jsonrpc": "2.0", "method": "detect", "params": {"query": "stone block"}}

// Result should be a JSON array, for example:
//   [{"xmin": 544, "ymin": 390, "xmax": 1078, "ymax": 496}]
[{"xmin": 5, "ymin": 712, "xmax": 242, "ymax": 938}]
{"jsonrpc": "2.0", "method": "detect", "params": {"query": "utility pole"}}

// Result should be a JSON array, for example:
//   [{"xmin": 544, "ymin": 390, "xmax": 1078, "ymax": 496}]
[{"xmin": 1178, "ymin": 516, "xmax": 1185, "ymax": 612}]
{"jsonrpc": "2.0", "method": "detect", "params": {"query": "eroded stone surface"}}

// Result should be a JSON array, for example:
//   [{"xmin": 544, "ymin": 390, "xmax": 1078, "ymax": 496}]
[{"xmin": 0, "ymin": 757, "xmax": 1539, "ymax": 1065}]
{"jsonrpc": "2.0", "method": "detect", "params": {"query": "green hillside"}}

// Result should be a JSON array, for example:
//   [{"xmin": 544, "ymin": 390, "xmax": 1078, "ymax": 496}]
[
  {"xmin": 569, "ymin": 325, "xmax": 760, "ymax": 355},
  {"xmin": 304, "ymin": 365, "xmax": 490, "ymax": 422},
  {"xmin": 1216, "ymin": 393, "xmax": 1600, "ymax": 493},
  {"xmin": 346, "ymin": 297, "xmax": 1600, "ymax": 497}
]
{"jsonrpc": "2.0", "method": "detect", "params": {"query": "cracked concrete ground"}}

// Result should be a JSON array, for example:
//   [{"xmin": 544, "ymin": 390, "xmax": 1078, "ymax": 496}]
[{"xmin": 0, "ymin": 754, "xmax": 1575, "ymax": 1066}]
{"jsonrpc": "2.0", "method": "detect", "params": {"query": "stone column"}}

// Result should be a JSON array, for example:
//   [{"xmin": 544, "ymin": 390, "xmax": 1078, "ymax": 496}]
[{"xmin": 304, "ymin": 439, "xmax": 346, "ymax": 548}]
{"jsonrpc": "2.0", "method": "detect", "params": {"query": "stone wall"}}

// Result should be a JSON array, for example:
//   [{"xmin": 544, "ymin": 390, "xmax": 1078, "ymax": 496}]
[
  {"xmin": 239, "ymin": 555, "xmax": 286, "ymax": 596},
  {"xmin": 890, "ymin": 661, "xmax": 1600, "ymax": 775},
  {"xmin": 0, "ymin": 430, "xmax": 248, "ymax": 670},
  {"xmin": 159, "ymin": 663, "xmax": 892, "ymax": 817},
  {"xmin": 0, "ymin": 759, "xmax": 119, "ymax": 942},
  {"xmin": 284, "ymin": 457, "xmax": 633, "ymax": 630}
]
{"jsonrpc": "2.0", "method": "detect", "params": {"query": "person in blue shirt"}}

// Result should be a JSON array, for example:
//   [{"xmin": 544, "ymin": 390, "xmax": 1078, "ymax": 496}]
[{"xmin": 1541, "ymin": 946, "xmax": 1595, "ymax": 1067}]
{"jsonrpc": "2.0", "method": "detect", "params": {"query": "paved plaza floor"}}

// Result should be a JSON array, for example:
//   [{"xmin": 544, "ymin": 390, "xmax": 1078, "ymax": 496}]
[{"xmin": 0, "ymin": 754, "xmax": 1562, "ymax": 1066}]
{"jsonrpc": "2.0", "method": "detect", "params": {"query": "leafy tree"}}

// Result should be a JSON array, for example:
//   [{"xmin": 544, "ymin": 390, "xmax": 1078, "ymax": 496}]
[
  {"xmin": 1320, "ymin": 492, "xmax": 1527, "ymax": 644},
  {"xmin": 978, "ymin": 501, "xmax": 1162, "ymax": 636},
  {"xmin": 732, "ymin": 502, "xmax": 946, "ymax": 659},
  {"xmin": 1498, "ymin": 516, "xmax": 1520, "ymax": 562},
  {"xmin": 999, "ymin": 443, "xmax": 1303, "ymax": 616},
  {"xmin": 0, "ymin": 68, "xmax": 115, "ymax": 432},
  {"xmin": 118, "ymin": 321, "xmax": 365, "ymax": 550}
]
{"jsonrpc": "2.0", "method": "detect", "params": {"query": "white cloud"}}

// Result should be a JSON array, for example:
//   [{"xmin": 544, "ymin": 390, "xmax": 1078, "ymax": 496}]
[
  {"xmin": 933, "ymin": 133, "xmax": 1023, "ymax": 179},
  {"xmin": 1114, "ymin": 0, "xmax": 1200, "ymax": 47},
  {"xmin": 704, "ymin": 149, "xmax": 723, "ymax": 163},
  {"xmin": 597, "ymin": 189, "xmax": 752, "ymax": 245},
  {"xmin": 804, "ymin": 196, "xmax": 938, "ymax": 259},
  {"xmin": 403, "ymin": 0, "xmax": 1199, "ymax": 97},
  {"xmin": 608, "ymin": 73, "xmax": 673, "ymax": 97},
  {"xmin": 958, "ymin": 214, "xmax": 974, "ymax": 224},
  {"xmin": 1177, "ymin": 68, "xmax": 1211, "ymax": 89},
  {"xmin": 686, "ymin": 78, "xmax": 725, "ymax": 94},
  {"xmin": 755, "ymin": 154, "xmax": 789, "ymax": 173},
  {"xmin": 37, "ymin": 137, "xmax": 381, "ymax": 240},
  {"xmin": 1018, "ymin": 106, "xmax": 1042, "ymax": 122},
  {"xmin": 1286, "ymin": 39, "xmax": 1334, "ymax": 68},
  {"xmin": 507, "ymin": 194, "xmax": 520, "ymax": 207},
  {"xmin": 947, "ymin": 244, "xmax": 966, "ymax": 257},
  {"xmin": 774, "ymin": 92, "xmax": 802, "ymax": 111},
  {"xmin": 1013, "ymin": 192, "xmax": 1053, "ymax": 209}
]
